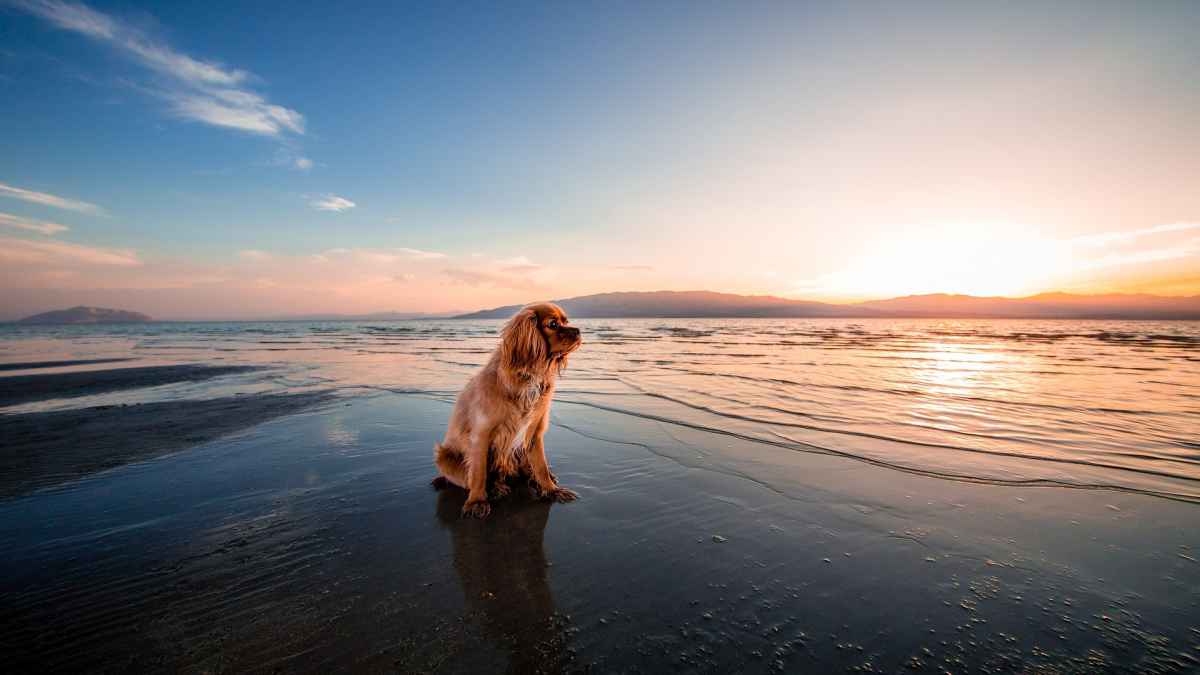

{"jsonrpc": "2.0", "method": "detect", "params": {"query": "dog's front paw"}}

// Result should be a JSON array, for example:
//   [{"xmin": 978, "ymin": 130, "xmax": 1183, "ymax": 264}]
[
  {"xmin": 430, "ymin": 476, "xmax": 450, "ymax": 491},
  {"xmin": 543, "ymin": 487, "xmax": 579, "ymax": 503},
  {"xmin": 461, "ymin": 500, "xmax": 491, "ymax": 518},
  {"xmin": 489, "ymin": 482, "xmax": 511, "ymax": 500}
]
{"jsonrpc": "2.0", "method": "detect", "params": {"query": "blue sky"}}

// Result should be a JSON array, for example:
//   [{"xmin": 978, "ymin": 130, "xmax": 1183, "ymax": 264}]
[{"xmin": 1, "ymin": 1, "xmax": 1199, "ymax": 319}]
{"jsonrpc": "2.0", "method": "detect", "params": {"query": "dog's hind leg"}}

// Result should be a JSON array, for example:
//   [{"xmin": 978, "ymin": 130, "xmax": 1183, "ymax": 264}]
[
  {"xmin": 432, "ymin": 443, "xmax": 470, "ymax": 490},
  {"xmin": 460, "ymin": 432, "xmax": 492, "ymax": 517}
]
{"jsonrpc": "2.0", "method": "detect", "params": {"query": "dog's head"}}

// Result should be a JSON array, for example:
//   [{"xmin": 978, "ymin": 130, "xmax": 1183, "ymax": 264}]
[{"xmin": 500, "ymin": 303, "xmax": 581, "ymax": 374}]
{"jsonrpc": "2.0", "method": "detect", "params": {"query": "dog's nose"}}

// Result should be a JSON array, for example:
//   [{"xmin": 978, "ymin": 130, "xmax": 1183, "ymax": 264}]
[{"xmin": 568, "ymin": 327, "xmax": 580, "ymax": 338}]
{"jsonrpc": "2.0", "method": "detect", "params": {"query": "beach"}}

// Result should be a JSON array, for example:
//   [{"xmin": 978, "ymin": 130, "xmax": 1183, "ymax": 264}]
[{"xmin": 1, "ymin": 320, "xmax": 1197, "ymax": 673}]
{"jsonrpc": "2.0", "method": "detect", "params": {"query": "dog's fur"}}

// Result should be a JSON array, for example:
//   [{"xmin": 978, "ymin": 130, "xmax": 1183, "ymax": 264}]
[{"xmin": 432, "ymin": 303, "xmax": 582, "ymax": 517}]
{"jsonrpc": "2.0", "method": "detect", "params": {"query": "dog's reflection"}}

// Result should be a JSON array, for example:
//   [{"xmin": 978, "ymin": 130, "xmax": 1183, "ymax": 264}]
[{"xmin": 436, "ymin": 482, "xmax": 573, "ymax": 674}]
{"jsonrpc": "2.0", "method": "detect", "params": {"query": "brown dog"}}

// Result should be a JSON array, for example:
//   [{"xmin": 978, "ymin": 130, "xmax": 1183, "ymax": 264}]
[{"xmin": 432, "ymin": 303, "xmax": 581, "ymax": 517}]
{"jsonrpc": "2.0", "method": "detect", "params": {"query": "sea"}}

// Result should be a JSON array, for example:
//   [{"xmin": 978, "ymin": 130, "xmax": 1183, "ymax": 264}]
[{"xmin": 3, "ymin": 317, "xmax": 1198, "ymax": 503}]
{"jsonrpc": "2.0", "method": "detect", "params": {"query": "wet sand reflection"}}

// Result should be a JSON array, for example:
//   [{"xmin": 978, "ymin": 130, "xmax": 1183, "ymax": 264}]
[{"xmin": 436, "ymin": 483, "xmax": 573, "ymax": 674}]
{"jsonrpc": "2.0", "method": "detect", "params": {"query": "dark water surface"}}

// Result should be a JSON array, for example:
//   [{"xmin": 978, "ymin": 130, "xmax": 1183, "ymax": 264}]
[{"xmin": 1, "ymin": 320, "xmax": 1198, "ymax": 673}]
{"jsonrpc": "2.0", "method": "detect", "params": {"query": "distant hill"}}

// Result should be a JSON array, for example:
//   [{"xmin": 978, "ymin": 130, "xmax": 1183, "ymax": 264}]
[
  {"xmin": 454, "ymin": 290, "xmax": 1200, "ymax": 320},
  {"xmin": 17, "ymin": 306, "xmax": 152, "ymax": 324},
  {"xmin": 262, "ymin": 310, "xmax": 463, "ymax": 321},
  {"xmin": 455, "ymin": 291, "xmax": 884, "ymax": 319}
]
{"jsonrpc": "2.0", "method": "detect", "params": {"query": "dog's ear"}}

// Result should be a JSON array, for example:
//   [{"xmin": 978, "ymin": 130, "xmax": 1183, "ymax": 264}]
[{"xmin": 501, "ymin": 307, "xmax": 547, "ymax": 373}]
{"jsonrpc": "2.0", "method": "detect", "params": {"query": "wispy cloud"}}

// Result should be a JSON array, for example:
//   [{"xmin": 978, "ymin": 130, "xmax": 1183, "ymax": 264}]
[
  {"xmin": 311, "ymin": 195, "xmax": 356, "ymax": 212},
  {"xmin": 0, "ymin": 182, "xmax": 105, "ymax": 215},
  {"xmin": 1030, "ymin": 222, "xmax": 1200, "ymax": 278},
  {"xmin": 441, "ymin": 268, "xmax": 548, "ymax": 291},
  {"xmin": 170, "ymin": 89, "xmax": 304, "ymax": 136},
  {"xmin": 322, "ymin": 246, "xmax": 444, "ymax": 261},
  {"xmin": 1061, "ymin": 222, "xmax": 1200, "ymax": 250},
  {"xmin": 260, "ymin": 146, "xmax": 314, "ymax": 170},
  {"xmin": 0, "ymin": 233, "xmax": 138, "ymax": 265},
  {"xmin": 440, "ymin": 256, "xmax": 555, "ymax": 290},
  {"xmin": 499, "ymin": 263, "xmax": 549, "ymax": 274},
  {"xmin": 608, "ymin": 265, "xmax": 655, "ymax": 271},
  {"xmin": 12, "ymin": 0, "xmax": 306, "ymax": 137},
  {"xmin": 0, "ymin": 212, "xmax": 69, "ymax": 233},
  {"xmin": 393, "ymin": 247, "xmax": 444, "ymax": 260}
]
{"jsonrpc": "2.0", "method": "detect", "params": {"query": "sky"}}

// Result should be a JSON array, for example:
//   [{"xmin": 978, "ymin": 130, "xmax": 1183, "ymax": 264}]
[{"xmin": 1, "ymin": 0, "xmax": 1198, "ymax": 320}]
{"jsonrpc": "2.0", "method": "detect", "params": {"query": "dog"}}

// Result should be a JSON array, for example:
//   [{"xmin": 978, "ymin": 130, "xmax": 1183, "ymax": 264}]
[{"xmin": 432, "ymin": 303, "xmax": 582, "ymax": 517}]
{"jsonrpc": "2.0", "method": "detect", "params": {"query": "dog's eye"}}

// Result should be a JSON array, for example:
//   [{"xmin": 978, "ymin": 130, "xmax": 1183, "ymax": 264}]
[{"xmin": 548, "ymin": 320, "xmax": 558, "ymax": 330}]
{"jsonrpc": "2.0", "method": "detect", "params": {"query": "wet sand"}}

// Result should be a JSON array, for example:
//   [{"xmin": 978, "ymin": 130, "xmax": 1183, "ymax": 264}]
[
  {"xmin": 0, "ymin": 391, "xmax": 335, "ymax": 501},
  {"xmin": 1, "ymin": 392, "xmax": 1196, "ymax": 674},
  {"xmin": 0, "ymin": 364, "xmax": 264, "ymax": 407},
  {"xmin": 0, "ymin": 358, "xmax": 137, "ymax": 372}
]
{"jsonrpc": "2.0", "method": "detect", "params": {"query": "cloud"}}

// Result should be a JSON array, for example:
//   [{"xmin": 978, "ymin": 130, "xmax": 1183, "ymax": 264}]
[
  {"xmin": 608, "ymin": 265, "xmax": 655, "ymax": 271},
  {"xmin": 321, "ymin": 246, "xmax": 444, "ymax": 261},
  {"xmin": 395, "ymin": 273, "xmax": 416, "ymax": 283},
  {"xmin": 441, "ymin": 268, "xmax": 548, "ymax": 291},
  {"xmin": 440, "ymin": 255, "xmax": 555, "ymax": 290},
  {"xmin": 263, "ymin": 147, "xmax": 315, "ymax": 170},
  {"xmin": 0, "ymin": 233, "xmax": 138, "ymax": 265},
  {"xmin": 12, "ymin": 0, "xmax": 307, "ymax": 138},
  {"xmin": 311, "ymin": 195, "xmax": 356, "ymax": 212},
  {"xmin": 0, "ymin": 212, "xmax": 69, "ymax": 233},
  {"xmin": 393, "ymin": 247, "xmax": 444, "ymax": 260},
  {"xmin": 170, "ymin": 90, "xmax": 304, "ymax": 136},
  {"xmin": 498, "ymin": 263, "xmax": 549, "ymax": 274},
  {"xmin": 0, "ymin": 182, "xmax": 105, "ymax": 215},
  {"xmin": 1044, "ymin": 222, "xmax": 1200, "ymax": 274},
  {"xmin": 1061, "ymin": 222, "xmax": 1199, "ymax": 250}
]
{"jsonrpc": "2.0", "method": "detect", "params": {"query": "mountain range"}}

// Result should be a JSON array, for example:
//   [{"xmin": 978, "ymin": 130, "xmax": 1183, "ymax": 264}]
[
  {"xmin": 12, "ymin": 292, "xmax": 1200, "ymax": 324},
  {"xmin": 454, "ymin": 290, "xmax": 1200, "ymax": 320}
]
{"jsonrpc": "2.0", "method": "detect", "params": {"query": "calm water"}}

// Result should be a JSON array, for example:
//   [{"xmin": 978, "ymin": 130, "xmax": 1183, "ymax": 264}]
[{"xmin": 2, "ymin": 318, "xmax": 1198, "ymax": 502}]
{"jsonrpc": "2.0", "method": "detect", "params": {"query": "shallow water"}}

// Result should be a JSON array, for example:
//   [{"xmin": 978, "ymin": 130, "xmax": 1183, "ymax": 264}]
[
  {"xmin": 3, "ymin": 318, "xmax": 1198, "ymax": 500},
  {"xmin": 1, "ymin": 319, "xmax": 1199, "ymax": 673}
]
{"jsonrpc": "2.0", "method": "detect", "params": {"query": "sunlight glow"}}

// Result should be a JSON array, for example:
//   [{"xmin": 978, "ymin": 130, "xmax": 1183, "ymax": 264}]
[{"xmin": 792, "ymin": 225, "xmax": 1053, "ymax": 300}]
